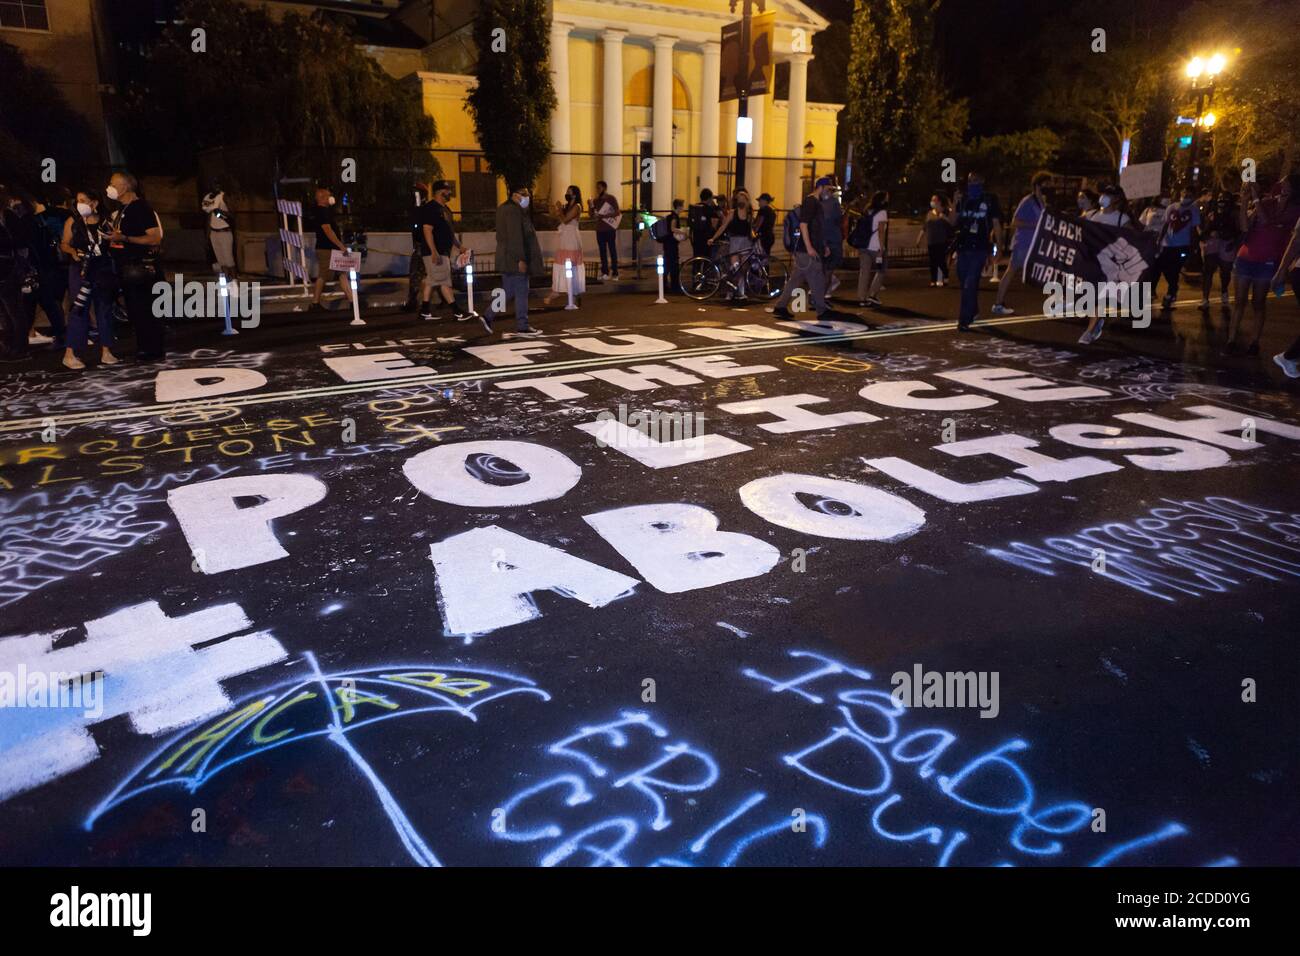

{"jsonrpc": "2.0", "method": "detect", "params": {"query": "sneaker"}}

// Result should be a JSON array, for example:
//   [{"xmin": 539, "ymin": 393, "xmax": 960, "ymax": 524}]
[
  {"xmin": 990, "ymin": 304, "xmax": 1014, "ymax": 316},
  {"xmin": 28, "ymin": 331, "xmax": 54, "ymax": 346},
  {"xmin": 1274, "ymin": 353, "xmax": 1300, "ymax": 378},
  {"xmin": 419, "ymin": 310, "xmax": 437, "ymax": 321},
  {"xmin": 1078, "ymin": 319, "xmax": 1104, "ymax": 344},
  {"xmin": 476, "ymin": 314, "xmax": 493, "ymax": 335},
  {"xmin": 514, "ymin": 326, "xmax": 543, "ymax": 337},
  {"xmin": 598, "ymin": 273, "xmax": 610, "ymax": 281},
  {"xmin": 766, "ymin": 306, "xmax": 792, "ymax": 318},
  {"xmin": 863, "ymin": 296, "xmax": 881, "ymax": 308},
  {"xmin": 453, "ymin": 310, "xmax": 473, "ymax": 322},
  {"xmin": 828, "ymin": 275, "xmax": 842, "ymax": 293}
]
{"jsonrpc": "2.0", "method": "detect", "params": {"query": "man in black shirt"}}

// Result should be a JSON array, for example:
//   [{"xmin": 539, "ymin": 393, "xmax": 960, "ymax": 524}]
[
  {"xmin": 105, "ymin": 171, "xmax": 165, "ymax": 360},
  {"xmin": 689, "ymin": 189, "xmax": 721, "ymax": 258},
  {"xmin": 414, "ymin": 180, "xmax": 469, "ymax": 321},
  {"xmin": 768, "ymin": 177, "xmax": 837, "ymax": 321},
  {"xmin": 946, "ymin": 171, "xmax": 1003, "ymax": 331},
  {"xmin": 310, "ymin": 186, "xmax": 352, "ymax": 311},
  {"xmin": 754, "ymin": 193, "xmax": 776, "ymax": 257}
]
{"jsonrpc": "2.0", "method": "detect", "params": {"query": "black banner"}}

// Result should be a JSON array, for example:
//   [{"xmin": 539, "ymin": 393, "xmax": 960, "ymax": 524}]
[{"xmin": 1023, "ymin": 210, "xmax": 1157, "ymax": 290}]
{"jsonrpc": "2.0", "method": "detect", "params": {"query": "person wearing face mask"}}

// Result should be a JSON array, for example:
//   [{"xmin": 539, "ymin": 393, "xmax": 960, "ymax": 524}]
[
  {"xmin": 945, "ymin": 172, "xmax": 1003, "ymax": 331},
  {"xmin": 310, "ymin": 186, "xmax": 353, "ymax": 312},
  {"xmin": 1152, "ymin": 185, "xmax": 1200, "ymax": 310},
  {"xmin": 1090, "ymin": 185, "xmax": 1131, "ymax": 227},
  {"xmin": 1226, "ymin": 175, "xmax": 1300, "ymax": 356},
  {"xmin": 59, "ymin": 189, "xmax": 118, "ymax": 369},
  {"xmin": 992, "ymin": 172, "xmax": 1051, "ymax": 316},
  {"xmin": 766, "ymin": 178, "xmax": 840, "ymax": 322},
  {"xmin": 104, "ymin": 171, "xmax": 165, "ymax": 361},
  {"xmin": 545, "ymin": 185, "xmax": 586, "ymax": 307},
  {"xmin": 484, "ymin": 184, "xmax": 544, "ymax": 337},
  {"xmin": 413, "ymin": 181, "xmax": 471, "ymax": 322},
  {"xmin": 915, "ymin": 193, "xmax": 954, "ymax": 287},
  {"xmin": 1077, "ymin": 189, "xmax": 1100, "ymax": 219}
]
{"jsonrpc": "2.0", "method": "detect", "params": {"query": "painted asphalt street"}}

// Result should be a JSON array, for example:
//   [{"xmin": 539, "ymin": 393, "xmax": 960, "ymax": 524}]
[{"xmin": 1, "ymin": 269, "xmax": 1297, "ymax": 867}]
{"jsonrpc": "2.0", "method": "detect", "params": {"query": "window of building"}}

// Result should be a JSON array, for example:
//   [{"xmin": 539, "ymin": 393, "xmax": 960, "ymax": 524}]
[{"xmin": 0, "ymin": 0, "xmax": 48, "ymax": 31}]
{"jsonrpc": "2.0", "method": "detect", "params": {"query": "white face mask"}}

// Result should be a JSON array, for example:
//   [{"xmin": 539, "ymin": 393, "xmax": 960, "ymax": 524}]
[
  {"xmin": 517, "ymin": 196, "xmax": 530, "ymax": 209},
  {"xmin": 1099, "ymin": 196, "xmax": 1112, "ymax": 209},
  {"xmin": 105, "ymin": 186, "xmax": 120, "ymax": 201},
  {"xmin": 327, "ymin": 196, "xmax": 336, "ymax": 206},
  {"xmin": 77, "ymin": 202, "xmax": 93, "ymax": 217}
]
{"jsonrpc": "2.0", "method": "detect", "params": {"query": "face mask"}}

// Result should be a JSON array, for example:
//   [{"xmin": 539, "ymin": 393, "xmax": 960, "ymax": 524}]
[
  {"xmin": 518, "ymin": 196, "xmax": 530, "ymax": 209},
  {"xmin": 77, "ymin": 202, "xmax": 93, "ymax": 217},
  {"xmin": 931, "ymin": 202, "xmax": 940, "ymax": 210},
  {"xmin": 1100, "ymin": 196, "xmax": 1112, "ymax": 209},
  {"xmin": 328, "ymin": 196, "xmax": 337, "ymax": 206},
  {"xmin": 967, "ymin": 183, "xmax": 984, "ymax": 199},
  {"xmin": 105, "ymin": 186, "xmax": 120, "ymax": 201}
]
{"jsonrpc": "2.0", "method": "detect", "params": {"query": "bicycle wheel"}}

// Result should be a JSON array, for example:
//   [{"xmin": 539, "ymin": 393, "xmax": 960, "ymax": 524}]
[
  {"xmin": 762, "ymin": 257, "xmax": 788, "ymax": 299},
  {"xmin": 681, "ymin": 257, "xmax": 722, "ymax": 300}
]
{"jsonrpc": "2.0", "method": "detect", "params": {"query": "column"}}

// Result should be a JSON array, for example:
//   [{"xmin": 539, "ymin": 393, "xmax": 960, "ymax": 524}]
[
  {"xmin": 601, "ymin": 30, "xmax": 627, "ymax": 202},
  {"xmin": 652, "ymin": 35, "xmax": 676, "ymax": 211},
  {"xmin": 744, "ymin": 91, "xmax": 766, "ymax": 197},
  {"xmin": 699, "ymin": 40, "xmax": 721, "ymax": 196},
  {"xmin": 783, "ymin": 52, "xmax": 812, "ymax": 209},
  {"xmin": 549, "ymin": 19, "xmax": 573, "ymax": 202}
]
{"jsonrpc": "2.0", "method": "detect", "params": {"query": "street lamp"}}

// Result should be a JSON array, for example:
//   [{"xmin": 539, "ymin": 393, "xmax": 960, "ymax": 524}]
[{"xmin": 1184, "ymin": 52, "xmax": 1227, "ymax": 190}]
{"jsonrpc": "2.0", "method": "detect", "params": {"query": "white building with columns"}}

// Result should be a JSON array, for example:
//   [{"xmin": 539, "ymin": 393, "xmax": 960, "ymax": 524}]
[{"xmin": 413, "ymin": 0, "xmax": 843, "ymax": 213}]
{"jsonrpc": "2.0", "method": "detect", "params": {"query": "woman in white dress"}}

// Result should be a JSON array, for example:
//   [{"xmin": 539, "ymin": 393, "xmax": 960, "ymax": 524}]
[{"xmin": 545, "ymin": 185, "xmax": 585, "ymax": 307}]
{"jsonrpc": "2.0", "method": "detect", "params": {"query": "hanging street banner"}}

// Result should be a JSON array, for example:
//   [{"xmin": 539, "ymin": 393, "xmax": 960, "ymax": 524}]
[{"xmin": 719, "ymin": 11, "xmax": 775, "ymax": 102}]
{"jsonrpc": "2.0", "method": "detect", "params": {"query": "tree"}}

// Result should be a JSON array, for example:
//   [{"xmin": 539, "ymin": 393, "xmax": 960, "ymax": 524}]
[
  {"xmin": 121, "ymin": 0, "xmax": 436, "ymax": 172},
  {"xmin": 466, "ymin": 1, "xmax": 556, "ymax": 191},
  {"xmin": 0, "ymin": 38, "xmax": 99, "ymax": 188},
  {"xmin": 844, "ymin": 0, "xmax": 959, "ymax": 189}
]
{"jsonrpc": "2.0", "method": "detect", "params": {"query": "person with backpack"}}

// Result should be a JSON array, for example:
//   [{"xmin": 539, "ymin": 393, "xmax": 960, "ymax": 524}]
[
  {"xmin": 916, "ymin": 192, "xmax": 954, "ymax": 286},
  {"xmin": 11, "ymin": 188, "xmax": 69, "ymax": 348},
  {"xmin": 766, "ymin": 178, "xmax": 839, "ymax": 321},
  {"xmin": 849, "ymin": 190, "xmax": 889, "ymax": 307},
  {"xmin": 946, "ymin": 171, "xmax": 1004, "ymax": 331},
  {"xmin": 60, "ymin": 189, "xmax": 119, "ymax": 370},
  {"xmin": 689, "ymin": 189, "xmax": 720, "ymax": 258},
  {"xmin": 650, "ymin": 198, "xmax": 686, "ymax": 294}
]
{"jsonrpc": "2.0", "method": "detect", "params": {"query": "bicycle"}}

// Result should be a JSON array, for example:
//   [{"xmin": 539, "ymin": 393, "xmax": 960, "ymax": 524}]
[{"xmin": 681, "ymin": 244, "xmax": 787, "ymax": 302}]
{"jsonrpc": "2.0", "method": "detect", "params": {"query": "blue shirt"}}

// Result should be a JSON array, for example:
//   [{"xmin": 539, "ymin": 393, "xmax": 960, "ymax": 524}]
[
  {"xmin": 1011, "ymin": 194, "xmax": 1043, "ymax": 250},
  {"xmin": 1161, "ymin": 200, "xmax": 1201, "ymax": 248}
]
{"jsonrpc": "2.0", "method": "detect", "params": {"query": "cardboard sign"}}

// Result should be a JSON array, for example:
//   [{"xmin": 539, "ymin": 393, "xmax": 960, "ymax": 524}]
[
  {"xmin": 1120, "ymin": 161, "xmax": 1163, "ymax": 201},
  {"xmin": 329, "ymin": 250, "xmax": 362, "ymax": 273}
]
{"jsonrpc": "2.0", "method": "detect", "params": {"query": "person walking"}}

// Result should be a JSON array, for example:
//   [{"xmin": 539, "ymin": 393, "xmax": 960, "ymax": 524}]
[
  {"xmin": 947, "ymin": 172, "xmax": 1003, "ymax": 332},
  {"xmin": 104, "ymin": 172, "xmax": 164, "ymax": 361},
  {"xmin": 484, "ymin": 184, "xmax": 544, "ymax": 337},
  {"xmin": 689, "ymin": 189, "xmax": 721, "ymax": 259},
  {"xmin": 0, "ymin": 185, "xmax": 29, "ymax": 362},
  {"xmin": 766, "ymin": 178, "xmax": 837, "ymax": 322},
  {"xmin": 1226, "ymin": 175, "xmax": 1300, "ymax": 355},
  {"xmin": 1199, "ymin": 188, "xmax": 1240, "ymax": 311},
  {"xmin": 1153, "ymin": 185, "xmax": 1200, "ymax": 310},
  {"xmin": 309, "ymin": 186, "xmax": 352, "ymax": 311},
  {"xmin": 917, "ymin": 193, "xmax": 954, "ymax": 286},
  {"xmin": 1270, "ymin": 211, "xmax": 1300, "ymax": 378},
  {"xmin": 415, "ymin": 180, "xmax": 471, "ymax": 322},
  {"xmin": 202, "ymin": 181, "xmax": 237, "ymax": 278},
  {"xmin": 992, "ymin": 172, "xmax": 1050, "ymax": 316},
  {"xmin": 850, "ymin": 189, "xmax": 889, "ymax": 307},
  {"xmin": 1077, "ymin": 188, "xmax": 1100, "ymax": 219},
  {"xmin": 821, "ymin": 179, "xmax": 846, "ymax": 296},
  {"xmin": 60, "ymin": 189, "xmax": 118, "ymax": 369},
  {"xmin": 545, "ymin": 185, "xmax": 586, "ymax": 307},
  {"xmin": 1078, "ymin": 186, "xmax": 1134, "ymax": 345},
  {"xmin": 589, "ymin": 180, "xmax": 620, "ymax": 280}
]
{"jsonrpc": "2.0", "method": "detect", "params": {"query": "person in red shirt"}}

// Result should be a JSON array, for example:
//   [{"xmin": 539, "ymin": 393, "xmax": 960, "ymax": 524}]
[{"xmin": 1226, "ymin": 175, "xmax": 1300, "ymax": 355}]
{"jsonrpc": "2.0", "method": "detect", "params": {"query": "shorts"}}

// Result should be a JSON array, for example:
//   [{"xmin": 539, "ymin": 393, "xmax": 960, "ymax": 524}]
[
  {"xmin": 1233, "ymin": 258, "xmax": 1276, "ymax": 282},
  {"xmin": 727, "ymin": 235, "xmax": 754, "ymax": 257},
  {"xmin": 1202, "ymin": 238, "xmax": 1237, "ymax": 260},
  {"xmin": 316, "ymin": 247, "xmax": 340, "ymax": 278},
  {"xmin": 422, "ymin": 254, "xmax": 452, "ymax": 285}
]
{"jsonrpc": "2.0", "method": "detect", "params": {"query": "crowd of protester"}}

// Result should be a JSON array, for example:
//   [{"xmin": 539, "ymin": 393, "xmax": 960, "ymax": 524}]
[{"xmin": 3, "ymin": 163, "xmax": 1298, "ymax": 382}]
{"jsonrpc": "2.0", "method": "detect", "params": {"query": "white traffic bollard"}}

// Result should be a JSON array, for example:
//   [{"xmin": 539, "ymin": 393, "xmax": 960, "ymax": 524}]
[
  {"xmin": 219, "ymin": 272, "xmax": 237, "ymax": 335},
  {"xmin": 654, "ymin": 254, "xmax": 667, "ymax": 304},
  {"xmin": 564, "ymin": 259, "xmax": 578, "ymax": 310},
  {"xmin": 465, "ymin": 255, "xmax": 475, "ymax": 316},
  {"xmin": 348, "ymin": 268, "xmax": 365, "ymax": 326}
]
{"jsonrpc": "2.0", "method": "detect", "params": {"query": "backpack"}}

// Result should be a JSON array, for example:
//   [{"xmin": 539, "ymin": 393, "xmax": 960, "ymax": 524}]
[
  {"xmin": 650, "ymin": 215, "xmax": 670, "ymax": 242},
  {"xmin": 782, "ymin": 206, "xmax": 802, "ymax": 253},
  {"xmin": 848, "ymin": 209, "xmax": 876, "ymax": 250},
  {"xmin": 689, "ymin": 202, "xmax": 712, "ymax": 234}
]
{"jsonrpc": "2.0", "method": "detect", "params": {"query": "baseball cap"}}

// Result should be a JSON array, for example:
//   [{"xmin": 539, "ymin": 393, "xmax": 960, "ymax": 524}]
[
  {"xmin": 757, "ymin": 193, "xmax": 774, "ymax": 202},
  {"xmin": 431, "ymin": 180, "xmax": 454, "ymax": 193}
]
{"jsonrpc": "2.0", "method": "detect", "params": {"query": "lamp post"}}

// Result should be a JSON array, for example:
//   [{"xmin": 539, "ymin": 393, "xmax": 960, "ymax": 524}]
[
  {"xmin": 731, "ymin": 0, "xmax": 765, "ymax": 192},
  {"xmin": 1185, "ymin": 52, "xmax": 1226, "ymax": 190}
]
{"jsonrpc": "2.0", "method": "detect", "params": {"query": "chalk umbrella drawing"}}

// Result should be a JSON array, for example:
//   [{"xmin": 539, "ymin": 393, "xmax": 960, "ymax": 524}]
[{"xmin": 84, "ymin": 653, "xmax": 551, "ymax": 866}]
